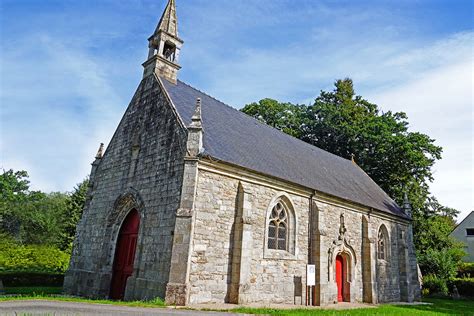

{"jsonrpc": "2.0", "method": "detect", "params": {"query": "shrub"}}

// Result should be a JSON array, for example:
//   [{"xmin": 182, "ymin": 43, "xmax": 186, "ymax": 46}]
[
  {"xmin": 423, "ymin": 274, "xmax": 448, "ymax": 296},
  {"xmin": 0, "ymin": 234, "xmax": 70, "ymax": 273},
  {"xmin": 418, "ymin": 248, "xmax": 463, "ymax": 281},
  {"xmin": 450, "ymin": 278, "xmax": 474, "ymax": 297},
  {"xmin": 457, "ymin": 262, "xmax": 474, "ymax": 278}
]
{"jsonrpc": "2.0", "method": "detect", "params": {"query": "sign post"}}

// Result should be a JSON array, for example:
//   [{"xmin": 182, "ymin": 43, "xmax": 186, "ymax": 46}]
[{"xmin": 306, "ymin": 264, "xmax": 316, "ymax": 306}]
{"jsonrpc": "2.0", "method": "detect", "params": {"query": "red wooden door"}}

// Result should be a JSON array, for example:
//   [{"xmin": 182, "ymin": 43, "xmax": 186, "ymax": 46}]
[
  {"xmin": 110, "ymin": 209, "xmax": 140, "ymax": 300},
  {"xmin": 336, "ymin": 255, "xmax": 344, "ymax": 302}
]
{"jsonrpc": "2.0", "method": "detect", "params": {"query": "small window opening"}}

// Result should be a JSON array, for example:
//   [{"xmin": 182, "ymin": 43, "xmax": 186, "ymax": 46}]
[{"xmin": 466, "ymin": 228, "xmax": 474, "ymax": 236}]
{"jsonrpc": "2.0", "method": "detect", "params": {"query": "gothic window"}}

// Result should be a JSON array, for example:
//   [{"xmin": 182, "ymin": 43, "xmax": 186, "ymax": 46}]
[
  {"xmin": 267, "ymin": 202, "xmax": 288, "ymax": 250},
  {"xmin": 378, "ymin": 225, "xmax": 389, "ymax": 260}
]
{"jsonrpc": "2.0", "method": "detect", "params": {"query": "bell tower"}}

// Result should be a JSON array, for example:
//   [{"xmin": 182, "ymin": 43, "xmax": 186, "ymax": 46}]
[{"xmin": 143, "ymin": 0, "xmax": 183, "ymax": 83}]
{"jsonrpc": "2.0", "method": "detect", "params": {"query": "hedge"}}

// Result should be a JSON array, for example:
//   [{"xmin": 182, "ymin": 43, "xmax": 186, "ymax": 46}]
[{"xmin": 0, "ymin": 240, "xmax": 70, "ymax": 274}]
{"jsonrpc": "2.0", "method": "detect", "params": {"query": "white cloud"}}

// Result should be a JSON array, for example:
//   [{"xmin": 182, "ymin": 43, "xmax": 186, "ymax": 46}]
[
  {"xmin": 0, "ymin": 34, "xmax": 126, "ymax": 192},
  {"xmin": 370, "ymin": 60, "xmax": 473, "ymax": 221}
]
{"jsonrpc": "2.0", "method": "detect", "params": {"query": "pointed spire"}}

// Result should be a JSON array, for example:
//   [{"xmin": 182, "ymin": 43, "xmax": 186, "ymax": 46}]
[
  {"xmin": 155, "ymin": 0, "xmax": 178, "ymax": 38},
  {"xmin": 189, "ymin": 98, "xmax": 202, "ymax": 129},
  {"xmin": 95, "ymin": 143, "xmax": 104, "ymax": 159}
]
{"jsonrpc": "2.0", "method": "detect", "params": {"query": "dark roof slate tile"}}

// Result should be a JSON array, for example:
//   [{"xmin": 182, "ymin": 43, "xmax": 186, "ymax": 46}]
[{"xmin": 161, "ymin": 78, "xmax": 407, "ymax": 218}]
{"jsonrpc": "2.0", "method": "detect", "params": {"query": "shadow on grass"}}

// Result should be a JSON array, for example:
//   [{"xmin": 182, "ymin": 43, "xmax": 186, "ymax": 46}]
[{"xmin": 5, "ymin": 287, "xmax": 63, "ymax": 295}]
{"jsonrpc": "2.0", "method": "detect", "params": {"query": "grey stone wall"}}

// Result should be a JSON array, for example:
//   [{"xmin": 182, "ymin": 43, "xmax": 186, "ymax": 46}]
[
  {"xmin": 188, "ymin": 169, "xmax": 309, "ymax": 305},
  {"xmin": 64, "ymin": 74, "xmax": 187, "ymax": 300},
  {"xmin": 187, "ymin": 165, "xmax": 419, "ymax": 305}
]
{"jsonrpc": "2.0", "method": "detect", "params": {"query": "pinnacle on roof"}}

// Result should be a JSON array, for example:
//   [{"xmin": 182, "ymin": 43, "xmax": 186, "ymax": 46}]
[{"xmin": 155, "ymin": 0, "xmax": 179, "ymax": 38}]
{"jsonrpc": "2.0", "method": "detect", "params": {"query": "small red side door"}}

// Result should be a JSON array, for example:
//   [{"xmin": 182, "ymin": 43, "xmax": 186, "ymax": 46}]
[
  {"xmin": 336, "ymin": 255, "xmax": 343, "ymax": 302},
  {"xmin": 110, "ymin": 210, "xmax": 140, "ymax": 300}
]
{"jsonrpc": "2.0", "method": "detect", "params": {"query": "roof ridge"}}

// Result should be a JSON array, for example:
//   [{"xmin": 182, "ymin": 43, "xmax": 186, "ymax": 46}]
[{"xmin": 176, "ymin": 79, "xmax": 354, "ymax": 165}]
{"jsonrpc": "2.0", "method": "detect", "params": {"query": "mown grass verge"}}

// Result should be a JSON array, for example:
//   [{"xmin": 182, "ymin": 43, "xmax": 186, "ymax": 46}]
[
  {"xmin": 228, "ymin": 298, "xmax": 474, "ymax": 315},
  {"xmin": 0, "ymin": 294, "xmax": 472, "ymax": 315}
]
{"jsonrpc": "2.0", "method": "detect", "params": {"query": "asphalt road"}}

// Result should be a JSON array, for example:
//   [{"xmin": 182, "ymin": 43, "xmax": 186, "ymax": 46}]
[{"xmin": 0, "ymin": 300, "xmax": 239, "ymax": 316}]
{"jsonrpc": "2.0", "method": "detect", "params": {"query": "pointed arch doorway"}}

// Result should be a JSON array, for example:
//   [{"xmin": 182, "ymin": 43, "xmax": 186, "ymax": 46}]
[
  {"xmin": 109, "ymin": 209, "xmax": 140, "ymax": 300},
  {"xmin": 336, "ymin": 254, "xmax": 350, "ymax": 302}
]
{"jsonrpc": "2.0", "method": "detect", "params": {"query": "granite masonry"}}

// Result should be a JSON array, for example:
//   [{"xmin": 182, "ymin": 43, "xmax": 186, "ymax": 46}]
[{"xmin": 64, "ymin": 0, "xmax": 421, "ymax": 306}]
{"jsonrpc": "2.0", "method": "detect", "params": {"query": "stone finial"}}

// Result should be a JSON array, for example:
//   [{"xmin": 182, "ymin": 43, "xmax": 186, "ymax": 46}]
[
  {"xmin": 403, "ymin": 191, "xmax": 412, "ymax": 218},
  {"xmin": 186, "ymin": 98, "xmax": 203, "ymax": 157},
  {"xmin": 95, "ymin": 143, "xmax": 104, "ymax": 159},
  {"xmin": 351, "ymin": 153, "xmax": 356, "ymax": 164},
  {"xmin": 189, "ymin": 98, "xmax": 202, "ymax": 129}
]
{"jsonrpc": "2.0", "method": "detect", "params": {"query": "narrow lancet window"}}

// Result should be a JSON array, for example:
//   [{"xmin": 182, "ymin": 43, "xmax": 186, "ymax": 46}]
[{"xmin": 378, "ymin": 226, "xmax": 389, "ymax": 260}]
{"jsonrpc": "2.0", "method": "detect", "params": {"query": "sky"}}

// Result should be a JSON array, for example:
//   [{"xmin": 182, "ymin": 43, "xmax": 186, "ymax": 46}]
[{"xmin": 1, "ymin": 0, "xmax": 472, "ymax": 220}]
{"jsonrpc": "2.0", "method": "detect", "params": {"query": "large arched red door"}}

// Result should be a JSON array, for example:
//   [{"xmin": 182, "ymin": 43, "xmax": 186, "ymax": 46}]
[
  {"xmin": 336, "ymin": 255, "xmax": 344, "ymax": 302},
  {"xmin": 109, "ymin": 209, "xmax": 140, "ymax": 300}
]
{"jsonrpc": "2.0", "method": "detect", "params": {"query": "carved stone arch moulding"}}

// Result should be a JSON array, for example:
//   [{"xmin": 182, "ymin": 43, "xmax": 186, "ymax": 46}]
[
  {"xmin": 105, "ymin": 188, "xmax": 146, "ymax": 267},
  {"xmin": 327, "ymin": 213, "xmax": 357, "ymax": 283}
]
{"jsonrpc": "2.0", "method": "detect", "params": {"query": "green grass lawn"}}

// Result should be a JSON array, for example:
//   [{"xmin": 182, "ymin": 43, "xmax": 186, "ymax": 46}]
[
  {"xmin": 0, "ymin": 291, "xmax": 472, "ymax": 315},
  {"xmin": 230, "ymin": 298, "xmax": 474, "ymax": 315}
]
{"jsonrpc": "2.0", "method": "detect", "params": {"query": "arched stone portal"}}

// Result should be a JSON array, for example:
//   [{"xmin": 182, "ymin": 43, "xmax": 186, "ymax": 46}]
[
  {"xmin": 335, "ymin": 253, "xmax": 350, "ymax": 302},
  {"xmin": 109, "ymin": 209, "xmax": 140, "ymax": 300}
]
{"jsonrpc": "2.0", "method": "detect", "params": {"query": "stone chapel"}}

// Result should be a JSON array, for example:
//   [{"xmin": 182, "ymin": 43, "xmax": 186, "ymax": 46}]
[{"xmin": 64, "ymin": 0, "xmax": 421, "ymax": 306}]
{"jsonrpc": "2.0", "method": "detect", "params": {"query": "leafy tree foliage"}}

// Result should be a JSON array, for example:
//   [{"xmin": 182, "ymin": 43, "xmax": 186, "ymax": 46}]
[
  {"xmin": 241, "ymin": 78, "xmax": 463, "ymax": 276},
  {"xmin": 0, "ymin": 169, "xmax": 31, "ymax": 238},
  {"xmin": 0, "ymin": 169, "xmax": 86, "ymax": 249},
  {"xmin": 59, "ymin": 178, "xmax": 89, "ymax": 251},
  {"xmin": 241, "ymin": 98, "xmax": 306, "ymax": 138}
]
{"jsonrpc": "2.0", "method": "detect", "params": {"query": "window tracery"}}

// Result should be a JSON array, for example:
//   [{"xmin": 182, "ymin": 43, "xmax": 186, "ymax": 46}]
[{"xmin": 267, "ymin": 202, "xmax": 288, "ymax": 250}]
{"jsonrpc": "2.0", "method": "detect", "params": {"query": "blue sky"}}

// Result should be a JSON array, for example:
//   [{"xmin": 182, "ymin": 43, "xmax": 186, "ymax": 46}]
[{"xmin": 1, "ymin": 0, "xmax": 472, "ymax": 219}]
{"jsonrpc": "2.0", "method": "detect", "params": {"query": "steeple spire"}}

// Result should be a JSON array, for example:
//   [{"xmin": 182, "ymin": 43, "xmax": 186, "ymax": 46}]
[
  {"xmin": 142, "ymin": 0, "xmax": 183, "ymax": 83},
  {"xmin": 155, "ymin": 0, "xmax": 178, "ymax": 38}
]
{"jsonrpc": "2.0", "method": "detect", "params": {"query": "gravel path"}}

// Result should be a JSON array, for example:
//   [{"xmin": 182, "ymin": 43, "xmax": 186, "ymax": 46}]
[{"xmin": 0, "ymin": 300, "xmax": 237, "ymax": 316}]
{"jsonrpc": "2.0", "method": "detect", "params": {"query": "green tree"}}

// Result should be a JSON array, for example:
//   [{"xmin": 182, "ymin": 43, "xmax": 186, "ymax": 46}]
[
  {"xmin": 17, "ymin": 191, "xmax": 69, "ymax": 245},
  {"xmin": 0, "ymin": 169, "xmax": 69, "ymax": 246},
  {"xmin": 241, "ymin": 98, "xmax": 306, "ymax": 138},
  {"xmin": 241, "ymin": 78, "xmax": 460, "ymax": 273},
  {"xmin": 0, "ymin": 169, "xmax": 30, "ymax": 237},
  {"xmin": 243, "ymin": 79, "xmax": 442, "ymax": 214},
  {"xmin": 59, "ymin": 178, "xmax": 89, "ymax": 251}
]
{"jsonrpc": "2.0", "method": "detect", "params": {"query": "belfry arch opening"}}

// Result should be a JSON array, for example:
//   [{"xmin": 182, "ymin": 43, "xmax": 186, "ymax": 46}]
[
  {"xmin": 109, "ymin": 209, "xmax": 140, "ymax": 300},
  {"xmin": 163, "ymin": 41, "xmax": 176, "ymax": 61}
]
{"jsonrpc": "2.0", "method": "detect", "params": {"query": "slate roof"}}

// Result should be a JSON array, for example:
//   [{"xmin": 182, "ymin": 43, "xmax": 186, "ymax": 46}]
[{"xmin": 160, "ymin": 78, "xmax": 408, "ymax": 219}]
